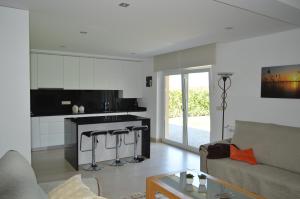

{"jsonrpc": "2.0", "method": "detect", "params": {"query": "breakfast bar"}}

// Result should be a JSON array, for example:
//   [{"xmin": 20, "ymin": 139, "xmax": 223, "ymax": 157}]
[{"xmin": 64, "ymin": 114, "xmax": 150, "ymax": 170}]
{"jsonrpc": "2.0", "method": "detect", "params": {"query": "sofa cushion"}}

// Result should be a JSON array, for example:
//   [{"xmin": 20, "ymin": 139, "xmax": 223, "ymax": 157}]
[
  {"xmin": 48, "ymin": 174, "xmax": 106, "ymax": 199},
  {"xmin": 207, "ymin": 158, "xmax": 300, "ymax": 199},
  {"xmin": 0, "ymin": 150, "xmax": 47, "ymax": 199},
  {"xmin": 232, "ymin": 120, "xmax": 300, "ymax": 173},
  {"xmin": 39, "ymin": 177, "xmax": 100, "ymax": 195}
]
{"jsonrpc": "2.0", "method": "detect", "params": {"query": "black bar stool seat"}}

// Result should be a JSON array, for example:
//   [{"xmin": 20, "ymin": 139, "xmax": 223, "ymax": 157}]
[
  {"xmin": 82, "ymin": 131, "xmax": 93, "ymax": 137},
  {"xmin": 82, "ymin": 130, "xmax": 108, "ymax": 171},
  {"xmin": 92, "ymin": 130, "xmax": 108, "ymax": 136},
  {"xmin": 127, "ymin": 126, "xmax": 148, "ymax": 132},
  {"xmin": 109, "ymin": 129, "xmax": 130, "ymax": 135},
  {"xmin": 109, "ymin": 129, "xmax": 129, "ymax": 166},
  {"xmin": 126, "ymin": 125, "xmax": 148, "ymax": 163}
]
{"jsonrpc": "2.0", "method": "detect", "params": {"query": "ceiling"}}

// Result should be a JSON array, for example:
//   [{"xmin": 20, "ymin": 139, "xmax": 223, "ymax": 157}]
[{"xmin": 0, "ymin": 0, "xmax": 300, "ymax": 58}]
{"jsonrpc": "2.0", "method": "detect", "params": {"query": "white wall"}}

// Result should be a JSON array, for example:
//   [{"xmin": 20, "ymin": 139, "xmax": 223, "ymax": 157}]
[
  {"xmin": 138, "ymin": 58, "xmax": 159, "ymax": 139},
  {"xmin": 211, "ymin": 28, "xmax": 300, "ymax": 141},
  {"xmin": 0, "ymin": 7, "xmax": 31, "ymax": 161}
]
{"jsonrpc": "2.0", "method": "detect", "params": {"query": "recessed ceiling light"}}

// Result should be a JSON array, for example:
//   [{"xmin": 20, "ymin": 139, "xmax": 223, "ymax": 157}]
[
  {"xmin": 225, "ymin": 27, "xmax": 233, "ymax": 30},
  {"xmin": 80, "ymin": 31, "xmax": 88, "ymax": 34},
  {"xmin": 119, "ymin": 2, "xmax": 130, "ymax": 7}
]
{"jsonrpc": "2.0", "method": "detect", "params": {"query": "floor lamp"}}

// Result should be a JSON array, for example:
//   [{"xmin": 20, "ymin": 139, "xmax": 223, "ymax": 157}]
[{"xmin": 217, "ymin": 72, "xmax": 233, "ymax": 140}]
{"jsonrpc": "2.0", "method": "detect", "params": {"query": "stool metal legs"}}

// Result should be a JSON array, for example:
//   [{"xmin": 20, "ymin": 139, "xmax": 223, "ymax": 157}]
[
  {"xmin": 128, "ymin": 131, "xmax": 140, "ymax": 163},
  {"xmin": 84, "ymin": 135, "xmax": 103, "ymax": 171},
  {"xmin": 110, "ymin": 134, "xmax": 126, "ymax": 166}
]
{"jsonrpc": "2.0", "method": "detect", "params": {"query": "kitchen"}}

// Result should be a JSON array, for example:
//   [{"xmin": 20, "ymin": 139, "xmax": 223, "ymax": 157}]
[{"xmin": 30, "ymin": 51, "xmax": 153, "ymax": 169}]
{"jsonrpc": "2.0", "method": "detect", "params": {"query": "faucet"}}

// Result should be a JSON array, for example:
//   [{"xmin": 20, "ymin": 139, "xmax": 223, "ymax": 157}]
[{"xmin": 104, "ymin": 101, "xmax": 110, "ymax": 112}]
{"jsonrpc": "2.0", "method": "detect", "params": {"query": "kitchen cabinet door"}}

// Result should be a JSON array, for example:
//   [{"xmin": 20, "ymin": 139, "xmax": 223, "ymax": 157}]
[
  {"xmin": 79, "ymin": 57, "xmax": 94, "ymax": 89},
  {"xmin": 39, "ymin": 116, "xmax": 65, "ymax": 147},
  {"xmin": 31, "ymin": 117, "xmax": 40, "ymax": 149},
  {"xmin": 94, "ymin": 59, "xmax": 123, "ymax": 90},
  {"xmin": 63, "ymin": 56, "xmax": 80, "ymax": 89},
  {"xmin": 37, "ymin": 54, "xmax": 63, "ymax": 88},
  {"xmin": 121, "ymin": 61, "xmax": 143, "ymax": 98},
  {"xmin": 30, "ymin": 53, "xmax": 38, "ymax": 89}
]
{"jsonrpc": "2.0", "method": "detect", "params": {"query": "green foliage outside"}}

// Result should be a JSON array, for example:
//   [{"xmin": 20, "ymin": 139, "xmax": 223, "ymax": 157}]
[{"xmin": 168, "ymin": 89, "xmax": 209, "ymax": 118}]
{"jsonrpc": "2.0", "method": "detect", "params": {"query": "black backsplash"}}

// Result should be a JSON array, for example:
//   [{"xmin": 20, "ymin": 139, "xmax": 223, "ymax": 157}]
[{"xmin": 30, "ymin": 90, "xmax": 142, "ymax": 116}]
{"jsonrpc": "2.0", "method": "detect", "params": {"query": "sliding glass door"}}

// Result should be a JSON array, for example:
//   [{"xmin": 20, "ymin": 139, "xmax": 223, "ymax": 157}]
[
  {"xmin": 187, "ymin": 72, "xmax": 210, "ymax": 148},
  {"xmin": 165, "ymin": 74, "xmax": 184, "ymax": 143},
  {"xmin": 164, "ymin": 69, "xmax": 211, "ymax": 151}
]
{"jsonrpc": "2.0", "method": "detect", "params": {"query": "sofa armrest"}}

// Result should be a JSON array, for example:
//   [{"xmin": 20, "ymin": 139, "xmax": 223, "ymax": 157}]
[{"xmin": 199, "ymin": 138, "xmax": 232, "ymax": 173}]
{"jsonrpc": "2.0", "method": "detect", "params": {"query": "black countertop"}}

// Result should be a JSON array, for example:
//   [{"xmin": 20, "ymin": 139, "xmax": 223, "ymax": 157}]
[
  {"xmin": 31, "ymin": 107, "xmax": 147, "ymax": 117},
  {"xmin": 65, "ymin": 114, "xmax": 149, "ymax": 125}
]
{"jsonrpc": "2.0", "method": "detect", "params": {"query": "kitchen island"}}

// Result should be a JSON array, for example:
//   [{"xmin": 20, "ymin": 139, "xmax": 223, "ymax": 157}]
[{"xmin": 64, "ymin": 114, "xmax": 150, "ymax": 170}]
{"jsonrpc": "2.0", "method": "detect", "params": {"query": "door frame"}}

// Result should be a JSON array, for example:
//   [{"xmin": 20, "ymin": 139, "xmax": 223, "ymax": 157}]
[{"xmin": 162, "ymin": 66, "xmax": 213, "ymax": 153}]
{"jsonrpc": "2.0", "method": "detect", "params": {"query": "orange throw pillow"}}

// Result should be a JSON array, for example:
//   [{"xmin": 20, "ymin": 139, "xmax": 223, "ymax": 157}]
[{"xmin": 230, "ymin": 144, "xmax": 257, "ymax": 165}]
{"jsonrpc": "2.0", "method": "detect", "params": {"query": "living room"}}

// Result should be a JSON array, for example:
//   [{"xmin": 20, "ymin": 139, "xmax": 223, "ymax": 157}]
[{"xmin": 0, "ymin": 1, "xmax": 300, "ymax": 199}]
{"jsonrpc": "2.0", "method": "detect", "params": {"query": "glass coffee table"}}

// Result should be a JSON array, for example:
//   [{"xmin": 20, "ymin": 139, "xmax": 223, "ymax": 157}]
[{"xmin": 146, "ymin": 170, "xmax": 265, "ymax": 199}]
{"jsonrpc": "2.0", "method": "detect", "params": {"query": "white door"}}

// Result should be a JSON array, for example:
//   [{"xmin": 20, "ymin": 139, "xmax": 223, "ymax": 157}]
[
  {"xmin": 121, "ymin": 61, "xmax": 143, "ymax": 98},
  {"xmin": 163, "ymin": 69, "xmax": 211, "ymax": 152},
  {"xmin": 37, "ymin": 54, "xmax": 63, "ymax": 88},
  {"xmin": 94, "ymin": 59, "xmax": 123, "ymax": 90},
  {"xmin": 63, "ymin": 56, "xmax": 80, "ymax": 89},
  {"xmin": 79, "ymin": 57, "xmax": 94, "ymax": 89}
]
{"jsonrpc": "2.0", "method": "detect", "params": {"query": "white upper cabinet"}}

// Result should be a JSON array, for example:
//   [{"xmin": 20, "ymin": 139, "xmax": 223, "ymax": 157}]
[
  {"xmin": 121, "ymin": 61, "xmax": 143, "ymax": 98},
  {"xmin": 30, "ymin": 53, "xmax": 38, "ymax": 89},
  {"xmin": 37, "ymin": 54, "xmax": 63, "ymax": 88},
  {"xmin": 30, "ymin": 53, "xmax": 144, "ymax": 98},
  {"xmin": 79, "ymin": 57, "xmax": 94, "ymax": 89},
  {"xmin": 63, "ymin": 56, "xmax": 80, "ymax": 89},
  {"xmin": 94, "ymin": 59, "xmax": 123, "ymax": 90}
]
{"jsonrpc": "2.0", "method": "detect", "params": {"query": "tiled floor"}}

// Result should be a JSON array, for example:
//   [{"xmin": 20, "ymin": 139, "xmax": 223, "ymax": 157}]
[
  {"xmin": 32, "ymin": 142, "xmax": 200, "ymax": 199},
  {"xmin": 167, "ymin": 116, "xmax": 210, "ymax": 148}
]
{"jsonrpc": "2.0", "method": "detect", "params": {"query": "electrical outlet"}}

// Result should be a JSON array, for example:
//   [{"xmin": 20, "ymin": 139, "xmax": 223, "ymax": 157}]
[{"xmin": 61, "ymin": 101, "xmax": 71, "ymax": 105}]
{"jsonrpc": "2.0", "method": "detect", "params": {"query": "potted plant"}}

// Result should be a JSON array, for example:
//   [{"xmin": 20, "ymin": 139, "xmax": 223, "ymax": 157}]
[
  {"xmin": 186, "ymin": 174, "xmax": 194, "ymax": 184},
  {"xmin": 198, "ymin": 174, "xmax": 207, "ymax": 186}
]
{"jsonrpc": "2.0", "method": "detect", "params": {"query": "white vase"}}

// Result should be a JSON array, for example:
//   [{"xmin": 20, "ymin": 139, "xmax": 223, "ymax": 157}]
[
  {"xmin": 186, "ymin": 178, "xmax": 194, "ymax": 184},
  {"xmin": 79, "ymin": 105, "xmax": 85, "ymax": 113},
  {"xmin": 72, "ymin": 105, "xmax": 79, "ymax": 114},
  {"xmin": 198, "ymin": 184, "xmax": 207, "ymax": 193}
]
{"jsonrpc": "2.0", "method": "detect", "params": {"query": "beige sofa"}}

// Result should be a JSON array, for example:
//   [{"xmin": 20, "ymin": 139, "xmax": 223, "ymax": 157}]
[
  {"xmin": 0, "ymin": 150, "xmax": 100, "ymax": 199},
  {"xmin": 200, "ymin": 120, "xmax": 300, "ymax": 199}
]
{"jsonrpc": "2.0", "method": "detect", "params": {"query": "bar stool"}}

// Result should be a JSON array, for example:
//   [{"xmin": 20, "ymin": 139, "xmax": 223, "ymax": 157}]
[
  {"xmin": 80, "ymin": 130, "xmax": 107, "ymax": 171},
  {"xmin": 107, "ymin": 129, "xmax": 129, "ymax": 166},
  {"xmin": 126, "ymin": 125, "xmax": 148, "ymax": 163},
  {"xmin": 80, "ymin": 131, "xmax": 93, "ymax": 152}
]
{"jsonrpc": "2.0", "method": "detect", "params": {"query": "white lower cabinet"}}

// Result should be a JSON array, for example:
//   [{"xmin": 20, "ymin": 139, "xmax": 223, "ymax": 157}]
[
  {"xmin": 31, "ymin": 112, "xmax": 131, "ymax": 150},
  {"xmin": 31, "ymin": 116, "xmax": 65, "ymax": 150},
  {"xmin": 31, "ymin": 117, "xmax": 40, "ymax": 149},
  {"xmin": 39, "ymin": 117, "xmax": 65, "ymax": 148},
  {"xmin": 40, "ymin": 134, "xmax": 64, "ymax": 148}
]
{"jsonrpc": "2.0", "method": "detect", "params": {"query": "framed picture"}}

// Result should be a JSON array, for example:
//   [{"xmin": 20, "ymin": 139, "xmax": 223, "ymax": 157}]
[
  {"xmin": 146, "ymin": 76, "xmax": 152, "ymax": 87},
  {"xmin": 261, "ymin": 64, "xmax": 300, "ymax": 98}
]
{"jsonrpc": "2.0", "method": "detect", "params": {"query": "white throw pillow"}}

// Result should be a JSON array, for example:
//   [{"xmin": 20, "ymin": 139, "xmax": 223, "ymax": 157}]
[{"xmin": 49, "ymin": 174, "xmax": 107, "ymax": 199}]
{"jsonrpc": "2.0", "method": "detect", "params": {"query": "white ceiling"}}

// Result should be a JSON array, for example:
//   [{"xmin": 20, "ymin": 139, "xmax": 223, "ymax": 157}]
[{"xmin": 0, "ymin": 0, "xmax": 300, "ymax": 58}]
